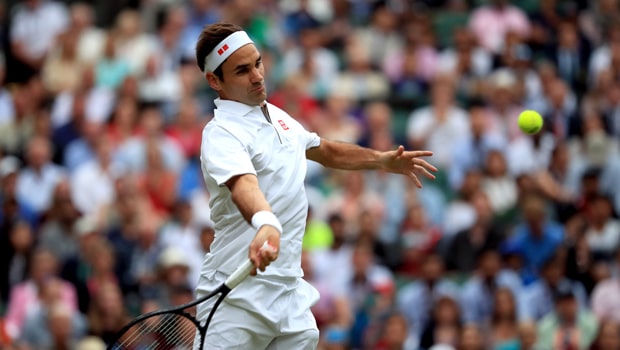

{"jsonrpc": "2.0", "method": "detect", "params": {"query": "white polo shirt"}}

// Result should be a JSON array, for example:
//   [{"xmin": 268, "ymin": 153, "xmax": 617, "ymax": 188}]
[{"xmin": 200, "ymin": 98, "xmax": 320, "ymax": 278}]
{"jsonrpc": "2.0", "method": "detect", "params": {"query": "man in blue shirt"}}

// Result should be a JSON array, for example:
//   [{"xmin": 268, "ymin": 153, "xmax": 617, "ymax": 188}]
[{"xmin": 507, "ymin": 194, "xmax": 564, "ymax": 283}]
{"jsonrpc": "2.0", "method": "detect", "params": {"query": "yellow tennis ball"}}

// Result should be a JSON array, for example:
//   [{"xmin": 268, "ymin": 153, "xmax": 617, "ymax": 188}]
[{"xmin": 518, "ymin": 110, "xmax": 543, "ymax": 135}]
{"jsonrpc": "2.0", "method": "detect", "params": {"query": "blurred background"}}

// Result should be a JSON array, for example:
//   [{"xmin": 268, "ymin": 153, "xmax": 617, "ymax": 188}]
[{"xmin": 1, "ymin": 0, "xmax": 620, "ymax": 349}]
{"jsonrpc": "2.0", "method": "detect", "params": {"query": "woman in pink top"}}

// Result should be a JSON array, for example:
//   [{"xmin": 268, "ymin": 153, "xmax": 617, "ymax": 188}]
[{"xmin": 4, "ymin": 248, "xmax": 77, "ymax": 340}]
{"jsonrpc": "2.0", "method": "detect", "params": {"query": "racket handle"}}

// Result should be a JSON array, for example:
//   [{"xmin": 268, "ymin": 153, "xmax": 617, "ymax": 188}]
[{"xmin": 224, "ymin": 241, "xmax": 276, "ymax": 289}]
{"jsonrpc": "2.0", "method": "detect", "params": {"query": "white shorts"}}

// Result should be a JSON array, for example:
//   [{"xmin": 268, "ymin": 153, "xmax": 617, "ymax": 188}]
[{"xmin": 194, "ymin": 272, "xmax": 320, "ymax": 349}]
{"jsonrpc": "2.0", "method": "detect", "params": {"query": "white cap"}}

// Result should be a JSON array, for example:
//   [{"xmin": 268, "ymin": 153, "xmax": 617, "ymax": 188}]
[{"xmin": 159, "ymin": 247, "xmax": 190, "ymax": 270}]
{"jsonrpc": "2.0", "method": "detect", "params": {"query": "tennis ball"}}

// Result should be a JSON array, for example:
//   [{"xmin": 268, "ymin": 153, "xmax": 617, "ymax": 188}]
[{"xmin": 518, "ymin": 110, "xmax": 543, "ymax": 135}]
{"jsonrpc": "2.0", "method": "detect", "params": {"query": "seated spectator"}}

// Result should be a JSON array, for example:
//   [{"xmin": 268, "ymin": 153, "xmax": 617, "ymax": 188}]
[
  {"xmin": 331, "ymin": 37, "xmax": 390, "ymax": 102},
  {"xmin": 372, "ymin": 312, "xmax": 416, "ymax": 350},
  {"xmin": 344, "ymin": 241, "xmax": 395, "ymax": 349},
  {"xmin": 444, "ymin": 190, "xmax": 504, "ymax": 273},
  {"xmin": 460, "ymin": 249, "xmax": 523, "ymax": 325},
  {"xmin": 164, "ymin": 97, "xmax": 205, "ymax": 159},
  {"xmin": 483, "ymin": 69, "xmax": 525, "ymax": 142},
  {"xmin": 536, "ymin": 281, "xmax": 599, "ymax": 350},
  {"xmin": 105, "ymin": 96, "xmax": 139, "ymax": 149},
  {"xmin": 128, "ymin": 213, "xmax": 163, "ymax": 294},
  {"xmin": 397, "ymin": 254, "xmax": 459, "ymax": 341},
  {"xmin": 136, "ymin": 139, "xmax": 178, "ymax": 216},
  {"xmin": 280, "ymin": 24, "xmax": 339, "ymax": 99},
  {"xmin": 324, "ymin": 171, "xmax": 383, "ymax": 238},
  {"xmin": 505, "ymin": 193, "xmax": 564, "ymax": 283},
  {"xmin": 406, "ymin": 73, "xmax": 469, "ymax": 171},
  {"xmin": 0, "ymin": 221, "xmax": 34, "ymax": 305},
  {"xmin": 418, "ymin": 296, "xmax": 462, "ymax": 350},
  {"xmin": 449, "ymin": 98, "xmax": 506, "ymax": 192},
  {"xmin": 521, "ymin": 253, "xmax": 588, "ymax": 322},
  {"xmin": 95, "ymin": 32, "xmax": 132, "ymax": 91},
  {"xmin": 38, "ymin": 181, "xmax": 81, "ymax": 265},
  {"xmin": 41, "ymin": 29, "xmax": 84, "ymax": 94},
  {"xmin": 397, "ymin": 203, "xmax": 442, "ymax": 277},
  {"xmin": 69, "ymin": 2, "xmax": 105, "ymax": 64},
  {"xmin": 268, "ymin": 74, "xmax": 322, "ymax": 130},
  {"xmin": 4, "ymin": 248, "xmax": 77, "ymax": 340},
  {"xmin": 314, "ymin": 90, "xmax": 362, "ymax": 145},
  {"xmin": 146, "ymin": 246, "xmax": 193, "ymax": 307},
  {"xmin": 18, "ymin": 282, "xmax": 87, "ymax": 348},
  {"xmin": 114, "ymin": 104, "xmax": 185, "ymax": 175},
  {"xmin": 583, "ymin": 194, "xmax": 620, "ymax": 260},
  {"xmin": 50, "ymin": 64, "xmax": 115, "ymax": 128},
  {"xmin": 111, "ymin": 9, "xmax": 157, "ymax": 76},
  {"xmin": 488, "ymin": 288, "xmax": 520, "ymax": 350},
  {"xmin": 60, "ymin": 215, "xmax": 107, "ymax": 313},
  {"xmin": 481, "ymin": 149, "xmax": 518, "ymax": 218},
  {"xmin": 158, "ymin": 200, "xmax": 203, "ymax": 287},
  {"xmin": 591, "ymin": 247, "xmax": 620, "ymax": 323},
  {"xmin": 63, "ymin": 120, "xmax": 102, "ymax": 173},
  {"xmin": 437, "ymin": 27, "xmax": 492, "ymax": 89},
  {"xmin": 301, "ymin": 251, "xmax": 351, "ymax": 344},
  {"xmin": 443, "ymin": 169, "xmax": 482, "ymax": 238},
  {"xmin": 70, "ymin": 134, "xmax": 123, "ymax": 215},
  {"xmin": 468, "ymin": 0, "xmax": 530, "ymax": 55},
  {"xmin": 15, "ymin": 136, "xmax": 66, "ymax": 215},
  {"xmin": 9, "ymin": 0, "xmax": 69, "ymax": 80},
  {"xmin": 310, "ymin": 214, "xmax": 354, "ymax": 295},
  {"xmin": 87, "ymin": 281, "xmax": 130, "ymax": 344},
  {"xmin": 138, "ymin": 54, "xmax": 183, "ymax": 108}
]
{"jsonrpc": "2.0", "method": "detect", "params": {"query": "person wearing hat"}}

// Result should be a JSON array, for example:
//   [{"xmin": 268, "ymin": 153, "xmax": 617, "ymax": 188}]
[{"xmin": 194, "ymin": 23, "xmax": 437, "ymax": 349}]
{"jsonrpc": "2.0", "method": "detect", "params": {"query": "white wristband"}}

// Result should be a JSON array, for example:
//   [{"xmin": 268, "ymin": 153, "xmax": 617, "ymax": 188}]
[{"xmin": 251, "ymin": 211, "xmax": 283, "ymax": 234}]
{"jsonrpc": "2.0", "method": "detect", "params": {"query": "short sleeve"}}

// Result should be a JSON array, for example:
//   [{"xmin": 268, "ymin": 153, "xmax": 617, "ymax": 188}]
[
  {"xmin": 201, "ymin": 125, "xmax": 256, "ymax": 186},
  {"xmin": 305, "ymin": 131, "xmax": 321, "ymax": 150}
]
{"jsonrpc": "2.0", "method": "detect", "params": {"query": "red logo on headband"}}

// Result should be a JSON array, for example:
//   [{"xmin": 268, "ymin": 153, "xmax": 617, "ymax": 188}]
[{"xmin": 217, "ymin": 44, "xmax": 229, "ymax": 56}]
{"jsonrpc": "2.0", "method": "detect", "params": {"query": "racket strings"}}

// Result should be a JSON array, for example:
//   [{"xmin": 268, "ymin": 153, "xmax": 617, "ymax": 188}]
[{"xmin": 111, "ymin": 312, "xmax": 201, "ymax": 349}]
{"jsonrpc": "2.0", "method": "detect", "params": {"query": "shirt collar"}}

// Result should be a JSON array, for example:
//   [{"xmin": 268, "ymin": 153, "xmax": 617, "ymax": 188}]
[{"xmin": 213, "ymin": 98, "xmax": 265, "ymax": 117}]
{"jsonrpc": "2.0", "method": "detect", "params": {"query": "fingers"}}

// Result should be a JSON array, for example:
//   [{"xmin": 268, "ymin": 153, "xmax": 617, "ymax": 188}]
[
  {"xmin": 409, "ymin": 171, "xmax": 422, "ymax": 188},
  {"xmin": 414, "ymin": 164, "xmax": 436, "ymax": 180},
  {"xmin": 411, "ymin": 158, "xmax": 438, "ymax": 174},
  {"xmin": 395, "ymin": 145, "xmax": 405, "ymax": 156},
  {"xmin": 402, "ymin": 150, "xmax": 433, "ymax": 158},
  {"xmin": 249, "ymin": 239, "xmax": 279, "ymax": 275}
]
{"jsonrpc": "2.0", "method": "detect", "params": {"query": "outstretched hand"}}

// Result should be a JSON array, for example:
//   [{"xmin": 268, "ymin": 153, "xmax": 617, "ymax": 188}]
[{"xmin": 379, "ymin": 145, "xmax": 437, "ymax": 188}]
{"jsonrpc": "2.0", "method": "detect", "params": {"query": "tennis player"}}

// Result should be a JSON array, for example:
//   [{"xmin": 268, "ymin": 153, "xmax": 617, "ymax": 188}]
[{"xmin": 194, "ymin": 23, "xmax": 437, "ymax": 349}]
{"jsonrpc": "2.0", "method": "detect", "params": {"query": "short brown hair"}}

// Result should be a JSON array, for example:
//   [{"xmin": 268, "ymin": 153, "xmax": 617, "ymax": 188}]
[{"xmin": 195, "ymin": 23, "xmax": 244, "ymax": 80}]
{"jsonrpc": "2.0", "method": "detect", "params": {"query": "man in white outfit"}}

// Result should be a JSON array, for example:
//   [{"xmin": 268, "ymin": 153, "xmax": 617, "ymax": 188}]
[{"xmin": 194, "ymin": 23, "xmax": 437, "ymax": 349}]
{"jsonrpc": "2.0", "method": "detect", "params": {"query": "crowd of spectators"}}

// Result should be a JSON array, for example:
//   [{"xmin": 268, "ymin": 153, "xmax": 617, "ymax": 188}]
[{"xmin": 1, "ymin": 0, "xmax": 620, "ymax": 349}]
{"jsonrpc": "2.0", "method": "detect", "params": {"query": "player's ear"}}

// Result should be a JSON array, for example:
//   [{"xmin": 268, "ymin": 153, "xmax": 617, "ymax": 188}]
[{"xmin": 206, "ymin": 72, "xmax": 222, "ymax": 91}]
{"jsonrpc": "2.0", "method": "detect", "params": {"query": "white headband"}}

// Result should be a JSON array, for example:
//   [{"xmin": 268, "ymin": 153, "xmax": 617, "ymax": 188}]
[{"xmin": 204, "ymin": 31, "xmax": 254, "ymax": 72}]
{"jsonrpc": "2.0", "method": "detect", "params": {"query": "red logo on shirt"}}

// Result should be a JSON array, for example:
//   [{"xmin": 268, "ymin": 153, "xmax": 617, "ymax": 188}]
[
  {"xmin": 217, "ymin": 44, "xmax": 229, "ymax": 56},
  {"xmin": 278, "ymin": 120, "xmax": 289, "ymax": 130}
]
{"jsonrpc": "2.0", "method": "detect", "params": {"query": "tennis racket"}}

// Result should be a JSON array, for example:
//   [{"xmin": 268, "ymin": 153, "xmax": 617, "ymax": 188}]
[{"xmin": 107, "ymin": 242, "xmax": 275, "ymax": 350}]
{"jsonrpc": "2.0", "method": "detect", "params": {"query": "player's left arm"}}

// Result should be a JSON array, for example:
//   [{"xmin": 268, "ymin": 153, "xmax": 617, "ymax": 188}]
[{"xmin": 306, "ymin": 138, "xmax": 437, "ymax": 188}]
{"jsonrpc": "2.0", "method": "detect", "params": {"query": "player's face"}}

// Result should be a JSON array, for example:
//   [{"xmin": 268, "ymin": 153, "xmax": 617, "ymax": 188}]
[{"xmin": 209, "ymin": 44, "xmax": 266, "ymax": 106}]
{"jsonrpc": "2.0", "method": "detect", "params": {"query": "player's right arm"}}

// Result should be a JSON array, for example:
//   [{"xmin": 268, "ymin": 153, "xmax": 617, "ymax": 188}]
[
  {"xmin": 202, "ymin": 124, "xmax": 279, "ymax": 275},
  {"xmin": 225, "ymin": 174, "xmax": 280, "ymax": 275}
]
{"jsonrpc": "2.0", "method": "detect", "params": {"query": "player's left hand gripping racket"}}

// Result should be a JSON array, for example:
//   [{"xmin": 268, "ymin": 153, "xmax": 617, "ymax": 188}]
[{"xmin": 107, "ymin": 242, "xmax": 276, "ymax": 350}]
